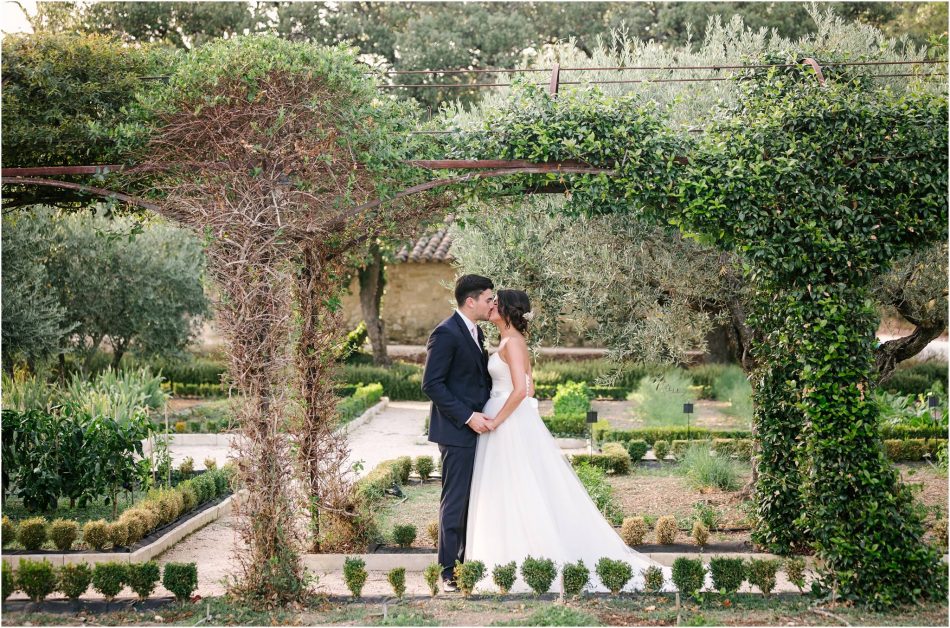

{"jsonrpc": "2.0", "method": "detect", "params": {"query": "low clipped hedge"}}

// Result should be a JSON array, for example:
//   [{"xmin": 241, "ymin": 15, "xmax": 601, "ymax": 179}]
[
  {"xmin": 336, "ymin": 363, "xmax": 427, "ymax": 401},
  {"xmin": 337, "ymin": 382, "xmax": 384, "ymax": 424},
  {"xmin": 570, "ymin": 443, "xmax": 631, "ymax": 475},
  {"xmin": 542, "ymin": 413, "xmax": 587, "ymax": 437},
  {"xmin": 883, "ymin": 438, "xmax": 948, "ymax": 462},
  {"xmin": 592, "ymin": 422, "xmax": 750, "ymax": 445}
]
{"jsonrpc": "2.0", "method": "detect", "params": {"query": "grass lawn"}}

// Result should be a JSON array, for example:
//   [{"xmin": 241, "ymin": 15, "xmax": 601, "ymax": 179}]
[{"xmin": 3, "ymin": 591, "xmax": 947, "ymax": 626}]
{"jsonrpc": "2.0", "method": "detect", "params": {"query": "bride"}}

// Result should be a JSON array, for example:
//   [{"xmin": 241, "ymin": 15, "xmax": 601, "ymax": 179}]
[{"xmin": 465, "ymin": 289, "xmax": 673, "ymax": 593}]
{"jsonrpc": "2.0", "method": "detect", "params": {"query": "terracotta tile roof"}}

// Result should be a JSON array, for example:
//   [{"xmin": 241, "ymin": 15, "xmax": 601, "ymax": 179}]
[{"xmin": 395, "ymin": 216, "xmax": 455, "ymax": 263}]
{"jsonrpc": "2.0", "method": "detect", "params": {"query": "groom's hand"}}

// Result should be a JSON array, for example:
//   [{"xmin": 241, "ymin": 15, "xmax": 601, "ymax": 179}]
[{"xmin": 468, "ymin": 412, "xmax": 492, "ymax": 434}]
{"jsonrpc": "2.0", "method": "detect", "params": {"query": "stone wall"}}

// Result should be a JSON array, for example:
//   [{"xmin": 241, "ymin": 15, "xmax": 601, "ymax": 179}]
[{"xmin": 340, "ymin": 262, "xmax": 458, "ymax": 344}]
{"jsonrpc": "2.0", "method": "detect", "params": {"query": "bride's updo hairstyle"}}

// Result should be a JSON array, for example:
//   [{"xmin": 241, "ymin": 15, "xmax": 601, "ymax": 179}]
[{"xmin": 496, "ymin": 289, "xmax": 532, "ymax": 335}]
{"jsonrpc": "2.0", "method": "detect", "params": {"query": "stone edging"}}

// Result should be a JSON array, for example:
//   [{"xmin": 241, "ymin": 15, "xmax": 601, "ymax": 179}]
[{"xmin": 1, "ymin": 491, "xmax": 242, "ymax": 570}]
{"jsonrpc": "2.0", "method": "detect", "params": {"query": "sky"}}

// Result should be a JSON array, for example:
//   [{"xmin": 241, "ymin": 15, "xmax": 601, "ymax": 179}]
[{"xmin": 1, "ymin": 0, "xmax": 35, "ymax": 34}]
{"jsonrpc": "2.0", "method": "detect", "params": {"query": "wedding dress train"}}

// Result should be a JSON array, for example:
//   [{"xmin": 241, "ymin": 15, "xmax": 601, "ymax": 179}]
[{"xmin": 465, "ymin": 352, "xmax": 674, "ymax": 593}]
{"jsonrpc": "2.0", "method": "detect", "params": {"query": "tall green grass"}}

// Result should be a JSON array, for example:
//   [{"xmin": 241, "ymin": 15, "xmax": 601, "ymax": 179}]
[
  {"xmin": 714, "ymin": 365, "xmax": 753, "ymax": 426},
  {"xmin": 678, "ymin": 443, "xmax": 741, "ymax": 491},
  {"xmin": 633, "ymin": 370, "xmax": 695, "ymax": 426}
]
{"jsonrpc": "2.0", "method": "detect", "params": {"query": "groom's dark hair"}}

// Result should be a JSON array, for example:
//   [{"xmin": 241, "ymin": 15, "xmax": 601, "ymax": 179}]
[{"xmin": 455, "ymin": 274, "xmax": 494, "ymax": 306}]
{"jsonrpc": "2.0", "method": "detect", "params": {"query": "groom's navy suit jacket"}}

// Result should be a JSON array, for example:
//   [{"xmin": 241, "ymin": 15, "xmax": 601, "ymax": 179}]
[{"xmin": 422, "ymin": 312, "xmax": 492, "ymax": 448}]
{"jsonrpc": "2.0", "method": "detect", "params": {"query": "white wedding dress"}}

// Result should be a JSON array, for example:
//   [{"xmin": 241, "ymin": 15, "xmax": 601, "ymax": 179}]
[{"xmin": 465, "ymin": 351, "xmax": 674, "ymax": 593}]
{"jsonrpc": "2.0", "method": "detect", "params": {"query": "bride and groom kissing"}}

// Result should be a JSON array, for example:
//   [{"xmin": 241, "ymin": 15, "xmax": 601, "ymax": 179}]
[{"xmin": 422, "ymin": 274, "xmax": 669, "ymax": 594}]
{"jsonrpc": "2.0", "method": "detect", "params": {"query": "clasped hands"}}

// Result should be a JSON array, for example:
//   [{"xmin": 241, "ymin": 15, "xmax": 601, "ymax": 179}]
[{"xmin": 468, "ymin": 412, "xmax": 497, "ymax": 434}]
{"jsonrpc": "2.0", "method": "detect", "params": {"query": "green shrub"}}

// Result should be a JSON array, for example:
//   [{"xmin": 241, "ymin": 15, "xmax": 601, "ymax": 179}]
[
  {"xmin": 883, "ymin": 438, "xmax": 947, "ymax": 462},
  {"xmin": 620, "ymin": 517, "xmax": 648, "ymax": 546},
  {"xmin": 162, "ymin": 562, "xmax": 198, "ymax": 603},
  {"xmin": 931, "ymin": 518, "xmax": 948, "ymax": 552},
  {"xmin": 709, "ymin": 557, "xmax": 745, "ymax": 594},
  {"xmin": 92, "ymin": 562, "xmax": 127, "ymax": 601},
  {"xmin": 387, "ymin": 567, "xmax": 406, "ymax": 598},
  {"xmin": 552, "ymin": 381, "xmax": 592, "ymax": 416},
  {"xmin": 395, "ymin": 456, "xmax": 412, "ymax": 484},
  {"xmin": 655, "ymin": 516, "xmax": 677, "ymax": 544},
  {"xmin": 680, "ymin": 444, "xmax": 740, "ymax": 491},
  {"xmin": 746, "ymin": 559, "xmax": 779, "ymax": 597},
  {"xmin": 415, "ymin": 456, "xmax": 434, "ymax": 481},
  {"xmin": 573, "ymin": 462, "xmax": 624, "ymax": 526},
  {"xmin": 492, "ymin": 561, "xmax": 517, "ymax": 595},
  {"xmin": 625, "ymin": 439, "xmax": 649, "ymax": 463},
  {"xmin": 423, "ymin": 562, "xmax": 441, "ymax": 597},
  {"xmin": 454, "ymin": 560, "xmax": 485, "ymax": 597},
  {"xmin": 2, "ymin": 560, "xmax": 17, "ymax": 601},
  {"xmin": 107, "ymin": 520, "xmax": 130, "ymax": 548},
  {"xmin": 692, "ymin": 521, "xmax": 710, "ymax": 547},
  {"xmin": 652, "ymin": 440, "xmax": 670, "ymax": 460},
  {"xmin": 595, "ymin": 557, "xmax": 633, "ymax": 594},
  {"xmin": 204, "ymin": 457, "xmax": 218, "ymax": 472},
  {"xmin": 82, "ymin": 520, "xmax": 110, "ymax": 550},
  {"xmin": 17, "ymin": 517, "xmax": 48, "ymax": 551},
  {"xmin": 520, "ymin": 556, "xmax": 557, "ymax": 595},
  {"xmin": 2, "ymin": 516, "xmax": 15, "ymax": 548},
  {"xmin": 692, "ymin": 502, "xmax": 722, "ymax": 530},
  {"xmin": 671, "ymin": 557, "xmax": 705, "ymax": 597},
  {"xmin": 601, "ymin": 442, "xmax": 631, "ymax": 474},
  {"xmin": 392, "ymin": 524, "xmax": 417, "ymax": 548},
  {"xmin": 343, "ymin": 557, "xmax": 367, "ymax": 598},
  {"xmin": 174, "ymin": 421, "xmax": 187, "ymax": 433},
  {"xmin": 562, "ymin": 560, "xmax": 590, "ymax": 597},
  {"xmin": 542, "ymin": 413, "xmax": 587, "ymax": 437},
  {"xmin": 427, "ymin": 520, "xmax": 439, "ymax": 547},
  {"xmin": 187, "ymin": 420, "xmax": 202, "ymax": 433},
  {"xmin": 127, "ymin": 561, "xmax": 160, "ymax": 600},
  {"xmin": 58, "ymin": 563, "xmax": 92, "ymax": 600},
  {"xmin": 642, "ymin": 566, "xmax": 665, "ymax": 593},
  {"xmin": 203, "ymin": 419, "xmax": 218, "ymax": 433},
  {"xmin": 336, "ymin": 363, "xmax": 427, "ymax": 401},
  {"xmin": 48, "ymin": 518, "xmax": 80, "ymax": 551},
  {"xmin": 783, "ymin": 557, "xmax": 807, "ymax": 593},
  {"xmin": 180, "ymin": 456, "xmax": 195, "ymax": 476},
  {"xmin": 118, "ymin": 509, "xmax": 149, "ymax": 545},
  {"xmin": 213, "ymin": 466, "xmax": 231, "ymax": 496},
  {"xmin": 17, "ymin": 559, "xmax": 57, "ymax": 603},
  {"xmin": 689, "ymin": 364, "xmax": 727, "ymax": 398},
  {"xmin": 711, "ymin": 438, "xmax": 754, "ymax": 462}
]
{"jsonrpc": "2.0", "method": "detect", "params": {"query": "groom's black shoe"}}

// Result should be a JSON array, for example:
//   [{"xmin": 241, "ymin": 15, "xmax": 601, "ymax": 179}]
[{"xmin": 441, "ymin": 579, "xmax": 459, "ymax": 593}]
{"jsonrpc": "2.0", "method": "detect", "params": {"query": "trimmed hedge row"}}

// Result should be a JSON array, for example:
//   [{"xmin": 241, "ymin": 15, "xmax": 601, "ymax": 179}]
[
  {"xmin": 337, "ymin": 383, "xmax": 384, "ymax": 424},
  {"xmin": 883, "ymin": 439, "xmax": 948, "ymax": 462},
  {"xmin": 1, "ymin": 467, "xmax": 234, "ymax": 553},
  {"xmin": 2, "ymin": 559, "xmax": 197, "ymax": 603}
]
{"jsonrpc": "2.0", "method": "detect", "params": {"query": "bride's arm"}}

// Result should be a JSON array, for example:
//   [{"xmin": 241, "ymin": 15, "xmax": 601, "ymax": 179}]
[{"xmin": 487, "ymin": 338, "xmax": 530, "ymax": 427}]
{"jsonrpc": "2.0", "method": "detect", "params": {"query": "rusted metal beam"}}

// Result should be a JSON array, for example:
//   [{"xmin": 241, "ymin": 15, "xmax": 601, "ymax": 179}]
[{"xmin": 0, "ymin": 177, "xmax": 161, "ymax": 212}]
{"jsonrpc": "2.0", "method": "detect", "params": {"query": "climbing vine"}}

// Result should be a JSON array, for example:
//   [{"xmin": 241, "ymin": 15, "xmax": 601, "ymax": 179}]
[{"xmin": 449, "ymin": 61, "xmax": 947, "ymax": 607}]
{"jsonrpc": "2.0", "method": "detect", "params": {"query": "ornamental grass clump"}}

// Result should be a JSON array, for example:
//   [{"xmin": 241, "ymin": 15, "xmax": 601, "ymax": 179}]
[
  {"xmin": 492, "ymin": 561, "xmax": 517, "ymax": 594},
  {"xmin": 414, "ymin": 455, "xmax": 434, "ymax": 480},
  {"xmin": 423, "ymin": 563, "xmax": 441, "ymax": 597},
  {"xmin": 595, "ymin": 558, "xmax": 633, "ymax": 594},
  {"xmin": 92, "ymin": 562, "xmax": 127, "ymax": 601},
  {"xmin": 783, "ymin": 557, "xmax": 806, "ymax": 593},
  {"xmin": 520, "ymin": 556, "xmax": 557, "ymax": 595},
  {"xmin": 454, "ymin": 560, "xmax": 485, "ymax": 597},
  {"xmin": 655, "ymin": 515, "xmax": 677, "ymax": 544},
  {"xmin": 343, "ymin": 557, "xmax": 367, "ymax": 598},
  {"xmin": 127, "ymin": 561, "xmax": 161, "ymax": 600},
  {"xmin": 387, "ymin": 567, "xmax": 406, "ymax": 598},
  {"xmin": 58, "ymin": 563, "xmax": 92, "ymax": 601},
  {"xmin": 392, "ymin": 524, "xmax": 417, "ymax": 548},
  {"xmin": 709, "ymin": 557, "xmax": 745, "ymax": 594},
  {"xmin": 671, "ymin": 557, "xmax": 705, "ymax": 597},
  {"xmin": 82, "ymin": 520, "xmax": 109, "ymax": 550},
  {"xmin": 48, "ymin": 519, "xmax": 80, "ymax": 551},
  {"xmin": 621, "ymin": 517, "xmax": 647, "ymax": 546},
  {"xmin": 562, "ymin": 560, "xmax": 590, "ymax": 597},
  {"xmin": 680, "ymin": 444, "xmax": 739, "ymax": 491},
  {"xmin": 642, "ymin": 566, "xmax": 665, "ymax": 593},
  {"xmin": 17, "ymin": 559, "xmax": 57, "ymax": 603},
  {"xmin": 746, "ymin": 559, "xmax": 779, "ymax": 597},
  {"xmin": 162, "ymin": 562, "xmax": 197, "ymax": 603},
  {"xmin": 16, "ymin": 517, "xmax": 47, "ymax": 551}
]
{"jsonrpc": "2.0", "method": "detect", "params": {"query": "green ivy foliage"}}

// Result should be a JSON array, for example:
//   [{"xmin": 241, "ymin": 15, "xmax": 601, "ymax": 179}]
[{"xmin": 448, "ymin": 60, "xmax": 947, "ymax": 608}]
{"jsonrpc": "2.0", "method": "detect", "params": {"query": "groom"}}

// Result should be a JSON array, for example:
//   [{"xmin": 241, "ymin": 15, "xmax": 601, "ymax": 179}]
[{"xmin": 422, "ymin": 274, "xmax": 496, "ymax": 591}]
